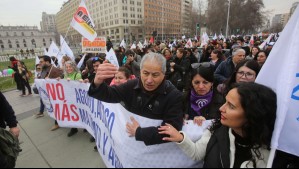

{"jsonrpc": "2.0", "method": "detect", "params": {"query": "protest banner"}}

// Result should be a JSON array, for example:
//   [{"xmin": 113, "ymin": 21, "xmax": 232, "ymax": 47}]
[{"xmin": 35, "ymin": 79, "xmax": 210, "ymax": 168}]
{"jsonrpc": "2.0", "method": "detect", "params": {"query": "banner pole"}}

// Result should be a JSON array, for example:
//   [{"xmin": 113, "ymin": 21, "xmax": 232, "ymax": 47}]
[{"xmin": 267, "ymin": 148, "xmax": 276, "ymax": 168}]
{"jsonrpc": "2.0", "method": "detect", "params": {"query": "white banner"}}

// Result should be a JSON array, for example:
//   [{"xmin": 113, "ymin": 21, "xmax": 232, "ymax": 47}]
[
  {"xmin": 256, "ymin": 6, "xmax": 299, "ymax": 157},
  {"xmin": 35, "ymin": 79, "xmax": 210, "ymax": 168}
]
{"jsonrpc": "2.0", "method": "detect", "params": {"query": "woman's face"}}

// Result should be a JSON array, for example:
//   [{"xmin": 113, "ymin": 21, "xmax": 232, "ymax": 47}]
[
  {"xmin": 210, "ymin": 52, "xmax": 218, "ymax": 60},
  {"xmin": 252, "ymin": 47, "xmax": 259, "ymax": 56},
  {"xmin": 223, "ymin": 43, "xmax": 228, "ymax": 49},
  {"xmin": 114, "ymin": 71, "xmax": 128, "ymax": 86},
  {"xmin": 257, "ymin": 52, "xmax": 267, "ymax": 65},
  {"xmin": 219, "ymin": 88, "xmax": 247, "ymax": 130},
  {"xmin": 65, "ymin": 63, "xmax": 74, "ymax": 74},
  {"xmin": 164, "ymin": 50, "xmax": 171, "ymax": 57},
  {"xmin": 192, "ymin": 74, "xmax": 213, "ymax": 96},
  {"xmin": 176, "ymin": 50, "xmax": 183, "ymax": 59},
  {"xmin": 236, "ymin": 66, "xmax": 256, "ymax": 83}
]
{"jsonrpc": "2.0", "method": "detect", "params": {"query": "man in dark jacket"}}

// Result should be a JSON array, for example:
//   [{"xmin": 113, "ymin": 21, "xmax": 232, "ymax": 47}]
[
  {"xmin": 88, "ymin": 52, "xmax": 184, "ymax": 146},
  {"xmin": 214, "ymin": 48, "xmax": 245, "ymax": 85},
  {"xmin": 0, "ymin": 91, "xmax": 20, "ymax": 167}
]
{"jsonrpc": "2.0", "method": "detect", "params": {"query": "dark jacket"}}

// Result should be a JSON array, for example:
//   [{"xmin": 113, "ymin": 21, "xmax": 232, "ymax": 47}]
[
  {"xmin": 0, "ymin": 92, "xmax": 18, "ymax": 129},
  {"xmin": 214, "ymin": 57, "xmax": 235, "ymax": 85},
  {"xmin": 185, "ymin": 91, "xmax": 224, "ymax": 120},
  {"xmin": 204, "ymin": 126, "xmax": 231, "ymax": 168},
  {"xmin": 88, "ymin": 79, "xmax": 184, "ymax": 146},
  {"xmin": 213, "ymin": 59, "xmax": 224, "ymax": 72},
  {"xmin": 169, "ymin": 57, "xmax": 191, "ymax": 91}
]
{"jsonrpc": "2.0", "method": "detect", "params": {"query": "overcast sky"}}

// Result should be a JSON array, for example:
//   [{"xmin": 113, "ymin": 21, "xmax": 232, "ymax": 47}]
[{"xmin": 0, "ymin": 0, "xmax": 298, "ymax": 27}]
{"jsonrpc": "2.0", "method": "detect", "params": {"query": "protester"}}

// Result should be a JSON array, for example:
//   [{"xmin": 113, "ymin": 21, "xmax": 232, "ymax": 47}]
[
  {"xmin": 60, "ymin": 56, "xmax": 72, "ymax": 70},
  {"xmin": 8, "ymin": 57, "xmax": 22, "ymax": 91},
  {"xmin": 169, "ymin": 48, "xmax": 190, "ymax": 92},
  {"xmin": 88, "ymin": 52, "xmax": 184, "ymax": 145},
  {"xmin": 246, "ymin": 46, "xmax": 260, "ymax": 60},
  {"xmin": 17, "ymin": 61, "xmax": 32, "ymax": 96},
  {"xmin": 214, "ymin": 48, "xmax": 246, "ymax": 85},
  {"xmin": 0, "ymin": 91, "xmax": 20, "ymax": 168},
  {"xmin": 218, "ymin": 60, "xmax": 260, "ymax": 94},
  {"xmin": 124, "ymin": 49, "xmax": 142, "ymax": 78},
  {"xmin": 184, "ymin": 64, "xmax": 223, "ymax": 125},
  {"xmin": 110, "ymin": 67, "xmax": 135, "ymax": 86},
  {"xmin": 209, "ymin": 49, "xmax": 224, "ymax": 72},
  {"xmin": 256, "ymin": 50, "xmax": 268, "ymax": 68},
  {"xmin": 35, "ymin": 56, "xmax": 63, "ymax": 129},
  {"xmin": 159, "ymin": 83, "xmax": 277, "ymax": 168}
]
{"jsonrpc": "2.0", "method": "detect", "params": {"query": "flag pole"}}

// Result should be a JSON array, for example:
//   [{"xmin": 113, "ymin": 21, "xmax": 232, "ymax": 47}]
[{"xmin": 266, "ymin": 149, "xmax": 276, "ymax": 168}]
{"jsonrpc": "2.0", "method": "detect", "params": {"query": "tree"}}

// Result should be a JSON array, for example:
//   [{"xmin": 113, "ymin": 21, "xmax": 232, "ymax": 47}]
[{"xmin": 206, "ymin": 0, "xmax": 266, "ymax": 35}]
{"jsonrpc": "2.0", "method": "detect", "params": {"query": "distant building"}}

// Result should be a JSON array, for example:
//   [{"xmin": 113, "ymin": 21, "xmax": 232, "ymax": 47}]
[
  {"xmin": 40, "ymin": 12, "xmax": 57, "ymax": 32},
  {"xmin": 272, "ymin": 13, "xmax": 289, "ymax": 28},
  {"xmin": 290, "ymin": 2, "xmax": 299, "ymax": 17},
  {"xmin": 0, "ymin": 26, "xmax": 56, "ymax": 52},
  {"xmin": 181, "ymin": 0, "xmax": 193, "ymax": 37}
]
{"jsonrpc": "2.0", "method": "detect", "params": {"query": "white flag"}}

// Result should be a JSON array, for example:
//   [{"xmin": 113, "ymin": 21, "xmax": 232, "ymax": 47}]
[
  {"xmin": 143, "ymin": 38, "xmax": 148, "ymax": 47},
  {"xmin": 194, "ymin": 35, "xmax": 198, "ymax": 41},
  {"xmin": 35, "ymin": 55, "xmax": 40, "ymax": 65},
  {"xmin": 182, "ymin": 35, "xmax": 186, "ymax": 40},
  {"xmin": 71, "ymin": 0, "xmax": 97, "ymax": 42},
  {"xmin": 106, "ymin": 49, "xmax": 119, "ymax": 68},
  {"xmin": 259, "ymin": 34, "xmax": 274, "ymax": 50},
  {"xmin": 137, "ymin": 41, "xmax": 143, "ymax": 49},
  {"xmin": 47, "ymin": 41, "xmax": 63, "ymax": 65},
  {"xmin": 131, "ymin": 44, "xmax": 137, "ymax": 49},
  {"xmin": 77, "ymin": 54, "xmax": 86, "ymax": 69},
  {"xmin": 256, "ymin": 6, "xmax": 299, "ymax": 158},
  {"xmin": 60, "ymin": 35, "xmax": 75, "ymax": 60},
  {"xmin": 120, "ymin": 39, "xmax": 126, "ymax": 48},
  {"xmin": 213, "ymin": 33, "xmax": 217, "ymax": 40},
  {"xmin": 44, "ymin": 48, "xmax": 48, "ymax": 55},
  {"xmin": 185, "ymin": 39, "xmax": 193, "ymax": 48}
]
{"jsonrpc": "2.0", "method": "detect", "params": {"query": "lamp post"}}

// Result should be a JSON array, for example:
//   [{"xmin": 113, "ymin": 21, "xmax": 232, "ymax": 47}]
[
  {"xmin": 162, "ymin": 0, "xmax": 164, "ymax": 42},
  {"xmin": 225, "ymin": 0, "xmax": 231, "ymax": 38}
]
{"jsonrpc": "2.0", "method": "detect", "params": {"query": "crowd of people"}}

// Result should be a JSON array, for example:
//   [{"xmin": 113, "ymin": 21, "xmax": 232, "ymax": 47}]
[{"xmin": 2, "ymin": 35, "xmax": 298, "ymax": 168}]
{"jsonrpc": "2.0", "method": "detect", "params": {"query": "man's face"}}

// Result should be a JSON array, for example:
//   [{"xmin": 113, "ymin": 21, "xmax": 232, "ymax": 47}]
[
  {"xmin": 141, "ymin": 61, "xmax": 165, "ymax": 92},
  {"xmin": 39, "ymin": 58, "xmax": 49, "ymax": 68},
  {"xmin": 237, "ymin": 40, "xmax": 243, "ymax": 46},
  {"xmin": 93, "ymin": 62, "xmax": 101, "ymax": 73},
  {"xmin": 232, "ymin": 51, "xmax": 245, "ymax": 65}
]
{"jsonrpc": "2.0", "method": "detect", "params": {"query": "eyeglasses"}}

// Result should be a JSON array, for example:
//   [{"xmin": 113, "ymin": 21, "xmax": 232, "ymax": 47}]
[
  {"xmin": 191, "ymin": 62, "xmax": 212, "ymax": 69},
  {"xmin": 236, "ymin": 71, "xmax": 255, "ymax": 79}
]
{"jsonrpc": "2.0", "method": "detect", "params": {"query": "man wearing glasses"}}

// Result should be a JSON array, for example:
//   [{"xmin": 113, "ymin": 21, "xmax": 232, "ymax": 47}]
[{"xmin": 88, "ymin": 53, "xmax": 183, "ymax": 146}]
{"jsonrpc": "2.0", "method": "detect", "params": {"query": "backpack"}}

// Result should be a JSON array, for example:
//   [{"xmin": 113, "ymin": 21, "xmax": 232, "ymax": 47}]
[{"xmin": 0, "ymin": 128, "xmax": 22, "ymax": 168}]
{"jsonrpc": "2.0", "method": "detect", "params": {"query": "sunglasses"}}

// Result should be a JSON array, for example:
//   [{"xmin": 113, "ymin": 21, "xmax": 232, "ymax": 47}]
[{"xmin": 191, "ymin": 62, "xmax": 213, "ymax": 69}]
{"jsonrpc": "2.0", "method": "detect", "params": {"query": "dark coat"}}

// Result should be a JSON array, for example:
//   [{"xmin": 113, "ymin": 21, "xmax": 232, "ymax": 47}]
[
  {"xmin": 204, "ymin": 126, "xmax": 231, "ymax": 168},
  {"xmin": 39, "ymin": 65, "xmax": 62, "ymax": 79},
  {"xmin": 169, "ymin": 56, "xmax": 191, "ymax": 91},
  {"xmin": 0, "ymin": 92, "xmax": 18, "ymax": 129},
  {"xmin": 214, "ymin": 57, "xmax": 235, "ymax": 84},
  {"xmin": 88, "ymin": 79, "xmax": 184, "ymax": 146}
]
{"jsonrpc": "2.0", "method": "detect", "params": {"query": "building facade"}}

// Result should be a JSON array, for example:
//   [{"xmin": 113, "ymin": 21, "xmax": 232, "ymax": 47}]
[
  {"xmin": 290, "ymin": 2, "xmax": 299, "ymax": 17},
  {"xmin": 0, "ymin": 26, "xmax": 56, "ymax": 53},
  {"xmin": 181, "ymin": 0, "xmax": 193, "ymax": 36},
  {"xmin": 144, "ymin": 0, "xmax": 181, "ymax": 41},
  {"xmin": 272, "ymin": 13, "xmax": 290, "ymax": 28},
  {"xmin": 40, "ymin": 12, "xmax": 57, "ymax": 32},
  {"xmin": 56, "ymin": 0, "xmax": 192, "ymax": 45}
]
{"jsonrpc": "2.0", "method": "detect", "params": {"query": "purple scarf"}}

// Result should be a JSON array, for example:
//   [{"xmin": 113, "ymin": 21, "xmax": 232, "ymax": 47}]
[{"xmin": 190, "ymin": 89, "xmax": 213, "ymax": 116}]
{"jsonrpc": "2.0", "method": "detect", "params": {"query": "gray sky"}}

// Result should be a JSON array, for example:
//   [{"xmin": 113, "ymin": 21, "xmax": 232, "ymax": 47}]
[{"xmin": 0, "ymin": 0, "xmax": 298, "ymax": 27}]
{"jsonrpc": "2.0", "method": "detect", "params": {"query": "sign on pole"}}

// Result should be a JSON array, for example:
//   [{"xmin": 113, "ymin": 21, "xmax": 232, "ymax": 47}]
[{"xmin": 82, "ymin": 37, "xmax": 106, "ymax": 53}]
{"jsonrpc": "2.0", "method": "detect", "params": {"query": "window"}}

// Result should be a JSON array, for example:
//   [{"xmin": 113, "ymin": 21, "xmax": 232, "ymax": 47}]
[
  {"xmin": 24, "ymin": 44, "xmax": 27, "ymax": 47},
  {"xmin": 1, "ymin": 45, "xmax": 4, "ymax": 49},
  {"xmin": 17, "ymin": 44, "xmax": 20, "ymax": 48},
  {"xmin": 31, "ymin": 32, "xmax": 34, "ymax": 36},
  {"xmin": 6, "ymin": 32, "xmax": 9, "ymax": 36},
  {"xmin": 9, "ymin": 44, "xmax": 12, "ymax": 48},
  {"xmin": 22, "ymin": 32, "xmax": 25, "ymax": 36},
  {"xmin": 14, "ymin": 32, "xmax": 17, "ymax": 36}
]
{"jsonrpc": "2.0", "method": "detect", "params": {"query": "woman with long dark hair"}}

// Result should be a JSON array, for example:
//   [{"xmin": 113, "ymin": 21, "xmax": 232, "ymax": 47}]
[
  {"xmin": 184, "ymin": 64, "xmax": 223, "ymax": 125},
  {"xmin": 159, "ymin": 83, "xmax": 277, "ymax": 168}
]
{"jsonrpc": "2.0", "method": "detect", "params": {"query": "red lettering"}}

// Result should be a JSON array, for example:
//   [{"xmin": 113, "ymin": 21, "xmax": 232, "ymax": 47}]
[
  {"xmin": 55, "ymin": 104, "xmax": 61, "ymax": 120},
  {"xmin": 62, "ymin": 104, "xmax": 71, "ymax": 121},
  {"xmin": 56, "ymin": 83, "xmax": 65, "ymax": 101},
  {"xmin": 46, "ymin": 83, "xmax": 57, "ymax": 100},
  {"xmin": 70, "ymin": 105, "xmax": 80, "ymax": 122}
]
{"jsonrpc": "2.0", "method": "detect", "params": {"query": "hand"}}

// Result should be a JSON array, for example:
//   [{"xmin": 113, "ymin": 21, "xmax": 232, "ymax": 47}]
[
  {"xmin": 94, "ymin": 61, "xmax": 118, "ymax": 87},
  {"xmin": 170, "ymin": 68, "xmax": 174, "ymax": 72},
  {"xmin": 170, "ymin": 62, "xmax": 175, "ymax": 67},
  {"xmin": 126, "ymin": 117, "xmax": 140, "ymax": 137},
  {"xmin": 66, "ymin": 78, "xmax": 71, "ymax": 81},
  {"xmin": 56, "ymin": 77, "xmax": 61, "ymax": 81},
  {"xmin": 158, "ymin": 123, "xmax": 183, "ymax": 142},
  {"xmin": 83, "ymin": 79, "xmax": 90, "ymax": 83},
  {"xmin": 10, "ymin": 127, "xmax": 20, "ymax": 138},
  {"xmin": 193, "ymin": 116, "xmax": 206, "ymax": 126}
]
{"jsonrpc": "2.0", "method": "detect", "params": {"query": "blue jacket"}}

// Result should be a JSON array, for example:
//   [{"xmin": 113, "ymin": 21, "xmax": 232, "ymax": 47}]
[{"xmin": 214, "ymin": 57, "xmax": 235, "ymax": 84}]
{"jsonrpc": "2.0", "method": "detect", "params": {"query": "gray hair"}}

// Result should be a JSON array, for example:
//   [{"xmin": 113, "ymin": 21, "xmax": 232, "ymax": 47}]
[
  {"xmin": 64, "ymin": 60, "xmax": 79, "ymax": 76},
  {"xmin": 232, "ymin": 48, "xmax": 246, "ymax": 57},
  {"xmin": 140, "ymin": 52, "xmax": 166, "ymax": 74}
]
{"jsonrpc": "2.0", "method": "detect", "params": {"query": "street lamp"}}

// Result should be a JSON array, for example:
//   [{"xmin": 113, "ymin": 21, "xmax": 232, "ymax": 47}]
[{"xmin": 225, "ymin": 0, "xmax": 231, "ymax": 38}]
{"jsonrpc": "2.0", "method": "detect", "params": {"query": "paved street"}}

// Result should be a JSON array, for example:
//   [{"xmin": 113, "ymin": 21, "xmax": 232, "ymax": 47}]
[{"xmin": 3, "ymin": 90, "xmax": 106, "ymax": 168}]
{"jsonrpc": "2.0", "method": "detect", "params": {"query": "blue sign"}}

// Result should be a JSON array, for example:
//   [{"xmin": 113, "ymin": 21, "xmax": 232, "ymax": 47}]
[{"xmin": 291, "ymin": 73, "xmax": 299, "ymax": 100}]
